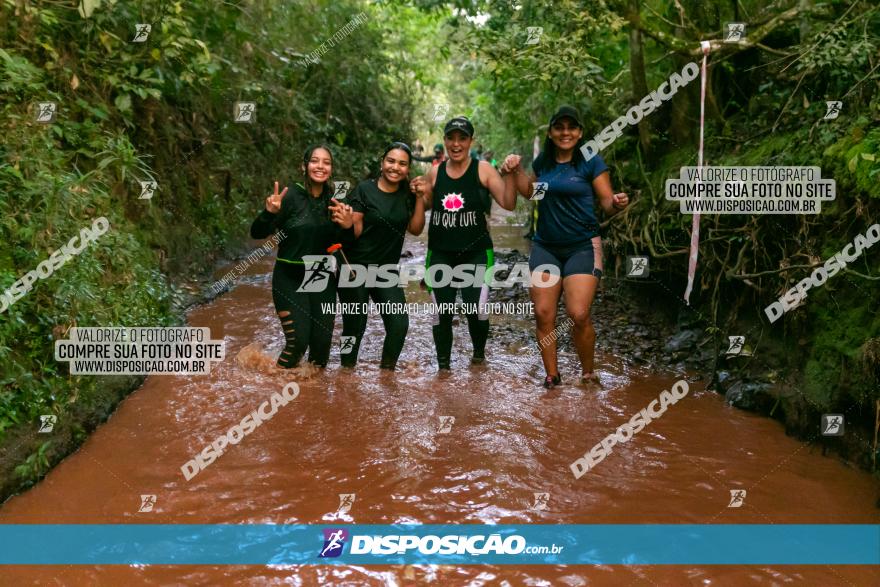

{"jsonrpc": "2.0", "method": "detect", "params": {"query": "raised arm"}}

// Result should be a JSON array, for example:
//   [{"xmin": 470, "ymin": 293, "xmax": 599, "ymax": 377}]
[
  {"xmin": 410, "ymin": 164, "xmax": 437, "ymax": 210},
  {"xmin": 479, "ymin": 160, "xmax": 515, "ymax": 211},
  {"xmin": 250, "ymin": 181, "xmax": 288, "ymax": 238},
  {"xmin": 500, "ymin": 154, "xmax": 537, "ymax": 198},
  {"xmin": 407, "ymin": 192, "xmax": 426, "ymax": 235}
]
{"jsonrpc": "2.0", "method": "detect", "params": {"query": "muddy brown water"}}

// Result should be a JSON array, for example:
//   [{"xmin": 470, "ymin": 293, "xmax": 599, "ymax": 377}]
[{"xmin": 2, "ymin": 215, "xmax": 878, "ymax": 586}]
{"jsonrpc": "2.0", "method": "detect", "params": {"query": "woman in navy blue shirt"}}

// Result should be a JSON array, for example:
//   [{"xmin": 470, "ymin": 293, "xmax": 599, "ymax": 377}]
[{"xmin": 502, "ymin": 106, "xmax": 629, "ymax": 389}]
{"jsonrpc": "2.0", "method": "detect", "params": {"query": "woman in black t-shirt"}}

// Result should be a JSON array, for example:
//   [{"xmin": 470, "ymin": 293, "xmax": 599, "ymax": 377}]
[
  {"xmin": 250, "ymin": 144, "xmax": 353, "ymax": 369},
  {"xmin": 338, "ymin": 142, "xmax": 426, "ymax": 370}
]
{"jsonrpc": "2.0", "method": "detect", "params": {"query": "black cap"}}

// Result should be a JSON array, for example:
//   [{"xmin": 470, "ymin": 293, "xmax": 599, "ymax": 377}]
[
  {"xmin": 444, "ymin": 116, "xmax": 474, "ymax": 138},
  {"xmin": 549, "ymin": 105, "xmax": 583, "ymax": 128}
]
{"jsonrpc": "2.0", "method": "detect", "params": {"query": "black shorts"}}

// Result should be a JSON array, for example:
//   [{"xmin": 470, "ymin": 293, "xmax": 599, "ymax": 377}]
[{"xmin": 529, "ymin": 237, "xmax": 603, "ymax": 279}]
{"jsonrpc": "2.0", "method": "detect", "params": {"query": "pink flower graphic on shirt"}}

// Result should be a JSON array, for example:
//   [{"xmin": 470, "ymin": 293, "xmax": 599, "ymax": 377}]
[{"xmin": 441, "ymin": 193, "xmax": 464, "ymax": 211}]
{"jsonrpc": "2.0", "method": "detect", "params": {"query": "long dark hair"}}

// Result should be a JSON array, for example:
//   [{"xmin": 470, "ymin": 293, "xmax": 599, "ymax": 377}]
[
  {"xmin": 301, "ymin": 143, "xmax": 333, "ymax": 196},
  {"xmin": 533, "ymin": 132, "xmax": 588, "ymax": 177},
  {"xmin": 379, "ymin": 141, "xmax": 412, "ymax": 195}
]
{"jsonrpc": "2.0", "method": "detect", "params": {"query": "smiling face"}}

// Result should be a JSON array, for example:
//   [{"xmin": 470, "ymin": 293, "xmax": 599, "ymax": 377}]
[
  {"xmin": 381, "ymin": 148, "xmax": 411, "ymax": 186},
  {"xmin": 548, "ymin": 117, "xmax": 583, "ymax": 152},
  {"xmin": 304, "ymin": 147, "xmax": 332, "ymax": 185},
  {"xmin": 444, "ymin": 130, "xmax": 472, "ymax": 163}
]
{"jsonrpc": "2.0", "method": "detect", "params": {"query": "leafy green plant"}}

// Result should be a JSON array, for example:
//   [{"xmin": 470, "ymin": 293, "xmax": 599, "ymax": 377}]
[{"xmin": 14, "ymin": 441, "xmax": 53, "ymax": 485}]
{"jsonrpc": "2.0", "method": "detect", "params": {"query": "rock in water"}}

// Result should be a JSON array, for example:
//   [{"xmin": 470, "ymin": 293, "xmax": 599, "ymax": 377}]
[{"xmin": 664, "ymin": 329, "xmax": 700, "ymax": 352}]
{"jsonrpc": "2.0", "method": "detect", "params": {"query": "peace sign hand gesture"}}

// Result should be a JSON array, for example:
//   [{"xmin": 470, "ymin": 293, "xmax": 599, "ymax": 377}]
[{"xmin": 265, "ymin": 181, "xmax": 288, "ymax": 214}]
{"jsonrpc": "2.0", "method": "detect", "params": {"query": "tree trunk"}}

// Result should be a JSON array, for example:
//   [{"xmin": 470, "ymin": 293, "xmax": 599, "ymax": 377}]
[
  {"xmin": 627, "ymin": 0, "xmax": 652, "ymax": 159},
  {"xmin": 669, "ymin": 27, "xmax": 694, "ymax": 147}
]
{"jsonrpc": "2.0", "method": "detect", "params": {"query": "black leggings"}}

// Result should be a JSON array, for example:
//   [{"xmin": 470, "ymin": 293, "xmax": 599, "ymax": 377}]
[
  {"xmin": 426, "ymin": 249, "xmax": 492, "ymax": 366},
  {"xmin": 271, "ymin": 262, "xmax": 337, "ymax": 368},
  {"xmin": 337, "ymin": 279, "xmax": 409, "ymax": 369}
]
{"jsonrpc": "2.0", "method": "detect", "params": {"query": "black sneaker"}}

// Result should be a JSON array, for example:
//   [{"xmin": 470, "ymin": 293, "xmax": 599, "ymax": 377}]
[
  {"xmin": 543, "ymin": 374, "xmax": 561, "ymax": 388},
  {"xmin": 438, "ymin": 359, "xmax": 451, "ymax": 370},
  {"xmin": 471, "ymin": 350, "xmax": 485, "ymax": 365}
]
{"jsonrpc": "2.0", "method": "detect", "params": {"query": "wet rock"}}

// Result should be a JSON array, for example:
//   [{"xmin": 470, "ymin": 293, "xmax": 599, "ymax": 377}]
[
  {"xmin": 725, "ymin": 380, "xmax": 773, "ymax": 410},
  {"xmin": 713, "ymin": 370, "xmax": 733, "ymax": 393},
  {"xmin": 664, "ymin": 329, "xmax": 700, "ymax": 353}
]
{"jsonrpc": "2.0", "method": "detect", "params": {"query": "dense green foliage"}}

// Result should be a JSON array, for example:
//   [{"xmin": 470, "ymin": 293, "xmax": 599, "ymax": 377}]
[
  {"xmin": 0, "ymin": 0, "xmax": 437, "ymax": 484},
  {"xmin": 438, "ymin": 0, "xmax": 880, "ymax": 412},
  {"xmin": 1, "ymin": 0, "xmax": 878, "ymax": 489}
]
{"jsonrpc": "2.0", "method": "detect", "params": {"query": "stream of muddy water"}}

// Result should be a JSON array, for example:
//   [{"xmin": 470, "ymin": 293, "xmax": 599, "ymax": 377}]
[{"xmin": 1, "ymin": 215, "xmax": 878, "ymax": 586}]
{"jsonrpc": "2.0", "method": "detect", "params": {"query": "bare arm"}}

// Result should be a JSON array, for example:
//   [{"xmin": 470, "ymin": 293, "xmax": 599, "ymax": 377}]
[
  {"xmin": 500, "ymin": 155, "xmax": 536, "ymax": 197},
  {"xmin": 502, "ymin": 172, "xmax": 518, "ymax": 208},
  {"xmin": 592, "ymin": 171, "xmax": 629, "ymax": 216},
  {"xmin": 514, "ymin": 167, "xmax": 537, "ymax": 198},
  {"xmin": 407, "ymin": 192, "xmax": 426, "ymax": 235},
  {"xmin": 411, "ymin": 165, "xmax": 437, "ymax": 211},
  {"xmin": 479, "ymin": 160, "xmax": 515, "ymax": 211}
]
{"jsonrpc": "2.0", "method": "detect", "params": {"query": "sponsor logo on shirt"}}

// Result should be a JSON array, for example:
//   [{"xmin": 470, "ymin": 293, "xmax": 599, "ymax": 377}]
[{"xmin": 441, "ymin": 192, "xmax": 464, "ymax": 211}]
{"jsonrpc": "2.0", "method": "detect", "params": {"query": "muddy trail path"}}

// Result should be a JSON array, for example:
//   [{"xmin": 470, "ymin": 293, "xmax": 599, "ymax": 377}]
[{"xmin": 1, "ymin": 221, "xmax": 878, "ymax": 586}]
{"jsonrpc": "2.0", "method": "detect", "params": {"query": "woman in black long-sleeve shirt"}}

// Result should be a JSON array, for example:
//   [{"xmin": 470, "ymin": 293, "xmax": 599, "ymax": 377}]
[{"xmin": 250, "ymin": 144, "xmax": 353, "ymax": 368}]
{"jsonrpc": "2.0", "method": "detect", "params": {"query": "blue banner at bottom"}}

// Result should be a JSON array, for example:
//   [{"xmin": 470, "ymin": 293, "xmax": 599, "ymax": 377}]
[{"xmin": 0, "ymin": 524, "xmax": 877, "ymax": 565}]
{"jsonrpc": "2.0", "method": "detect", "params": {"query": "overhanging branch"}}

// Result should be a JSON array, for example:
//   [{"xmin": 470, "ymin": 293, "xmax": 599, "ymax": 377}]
[{"xmin": 631, "ymin": 3, "xmax": 809, "ymax": 59}]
